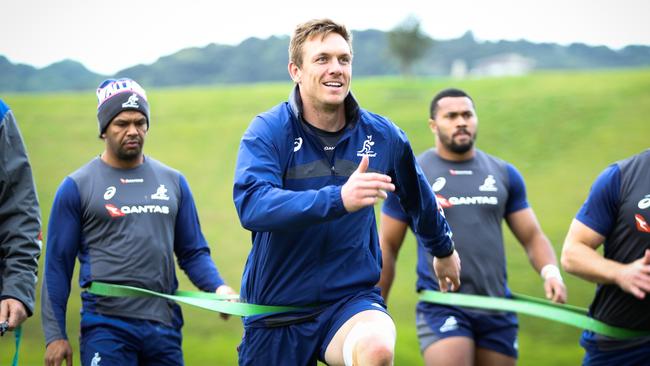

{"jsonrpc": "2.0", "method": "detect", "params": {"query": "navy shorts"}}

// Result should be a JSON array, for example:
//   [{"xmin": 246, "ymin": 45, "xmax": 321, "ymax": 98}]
[
  {"xmin": 238, "ymin": 288, "xmax": 389, "ymax": 366},
  {"xmin": 416, "ymin": 301, "xmax": 518, "ymax": 358},
  {"xmin": 80, "ymin": 311, "xmax": 183, "ymax": 366},
  {"xmin": 580, "ymin": 330, "xmax": 650, "ymax": 366}
]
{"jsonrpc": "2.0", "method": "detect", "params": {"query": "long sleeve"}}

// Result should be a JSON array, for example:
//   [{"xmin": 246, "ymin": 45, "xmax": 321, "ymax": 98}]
[
  {"xmin": 174, "ymin": 175, "xmax": 224, "ymax": 292},
  {"xmin": 391, "ymin": 129, "xmax": 454, "ymax": 257},
  {"xmin": 41, "ymin": 177, "xmax": 82, "ymax": 345},
  {"xmin": 233, "ymin": 116, "xmax": 347, "ymax": 232},
  {"xmin": 0, "ymin": 101, "xmax": 41, "ymax": 316}
]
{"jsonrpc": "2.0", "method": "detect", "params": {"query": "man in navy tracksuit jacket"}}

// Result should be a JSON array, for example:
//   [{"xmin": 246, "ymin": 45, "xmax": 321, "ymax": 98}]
[{"xmin": 233, "ymin": 19, "xmax": 461, "ymax": 366}]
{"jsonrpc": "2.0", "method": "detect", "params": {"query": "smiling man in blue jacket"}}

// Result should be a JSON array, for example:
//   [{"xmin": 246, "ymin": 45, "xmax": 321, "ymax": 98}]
[{"xmin": 233, "ymin": 19, "xmax": 461, "ymax": 366}]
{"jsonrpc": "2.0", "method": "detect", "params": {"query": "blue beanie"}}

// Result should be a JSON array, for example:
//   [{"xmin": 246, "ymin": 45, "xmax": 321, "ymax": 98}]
[{"xmin": 96, "ymin": 78, "xmax": 150, "ymax": 136}]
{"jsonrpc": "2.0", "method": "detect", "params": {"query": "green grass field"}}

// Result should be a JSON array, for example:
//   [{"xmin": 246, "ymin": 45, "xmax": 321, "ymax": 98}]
[{"xmin": 2, "ymin": 68, "xmax": 649, "ymax": 365}]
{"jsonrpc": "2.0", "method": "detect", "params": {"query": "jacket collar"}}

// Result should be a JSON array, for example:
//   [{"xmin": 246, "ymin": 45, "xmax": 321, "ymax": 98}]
[{"xmin": 288, "ymin": 85, "xmax": 360, "ymax": 126}]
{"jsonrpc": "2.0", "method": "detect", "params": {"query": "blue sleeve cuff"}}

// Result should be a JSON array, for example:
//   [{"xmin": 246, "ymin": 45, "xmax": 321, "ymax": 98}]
[
  {"xmin": 575, "ymin": 164, "xmax": 620, "ymax": 237},
  {"xmin": 505, "ymin": 163, "xmax": 530, "ymax": 215},
  {"xmin": 330, "ymin": 185, "xmax": 348, "ymax": 216}
]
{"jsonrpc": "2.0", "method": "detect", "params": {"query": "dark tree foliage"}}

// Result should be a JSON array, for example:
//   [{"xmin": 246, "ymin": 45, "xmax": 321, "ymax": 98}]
[
  {"xmin": 1, "ymin": 29, "xmax": 649, "ymax": 92},
  {"xmin": 387, "ymin": 16, "xmax": 433, "ymax": 76}
]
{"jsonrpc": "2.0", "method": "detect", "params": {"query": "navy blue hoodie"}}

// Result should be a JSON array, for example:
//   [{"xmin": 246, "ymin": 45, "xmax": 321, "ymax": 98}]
[{"xmin": 233, "ymin": 88, "xmax": 454, "ymax": 316}]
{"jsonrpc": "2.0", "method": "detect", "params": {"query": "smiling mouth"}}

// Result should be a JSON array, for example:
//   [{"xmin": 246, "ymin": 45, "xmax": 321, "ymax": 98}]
[{"xmin": 323, "ymin": 81, "xmax": 343, "ymax": 88}]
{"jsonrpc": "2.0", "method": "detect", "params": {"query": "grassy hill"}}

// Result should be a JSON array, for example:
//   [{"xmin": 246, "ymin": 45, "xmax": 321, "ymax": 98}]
[{"xmin": 3, "ymin": 68, "xmax": 649, "ymax": 365}]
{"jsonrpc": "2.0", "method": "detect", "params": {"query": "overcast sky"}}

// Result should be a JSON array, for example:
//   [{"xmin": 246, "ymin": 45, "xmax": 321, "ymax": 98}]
[{"xmin": 3, "ymin": 0, "xmax": 649, "ymax": 75}]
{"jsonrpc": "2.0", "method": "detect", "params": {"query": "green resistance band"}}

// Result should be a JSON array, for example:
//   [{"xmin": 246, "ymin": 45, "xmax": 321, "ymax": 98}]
[
  {"xmin": 12, "ymin": 325, "xmax": 21, "ymax": 366},
  {"xmin": 419, "ymin": 290, "xmax": 650, "ymax": 339},
  {"xmin": 1, "ymin": 323, "xmax": 21, "ymax": 366},
  {"xmin": 88, "ymin": 282, "xmax": 302, "ymax": 317}
]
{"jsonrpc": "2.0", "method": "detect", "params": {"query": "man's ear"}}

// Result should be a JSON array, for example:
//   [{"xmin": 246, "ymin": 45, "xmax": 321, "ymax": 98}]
[
  {"xmin": 288, "ymin": 62, "xmax": 301, "ymax": 83},
  {"xmin": 428, "ymin": 118, "xmax": 437, "ymax": 135}
]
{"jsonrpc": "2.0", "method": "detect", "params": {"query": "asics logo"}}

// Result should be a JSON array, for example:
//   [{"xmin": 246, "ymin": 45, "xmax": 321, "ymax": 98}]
[
  {"xmin": 431, "ymin": 177, "xmax": 446, "ymax": 192},
  {"xmin": 104, "ymin": 186, "xmax": 116, "ymax": 200},
  {"xmin": 638, "ymin": 195, "xmax": 650, "ymax": 209},
  {"xmin": 294, "ymin": 137, "xmax": 303, "ymax": 152}
]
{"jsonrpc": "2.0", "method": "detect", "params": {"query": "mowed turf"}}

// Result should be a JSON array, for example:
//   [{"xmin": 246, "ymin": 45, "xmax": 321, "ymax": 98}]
[{"xmin": 3, "ymin": 68, "xmax": 649, "ymax": 365}]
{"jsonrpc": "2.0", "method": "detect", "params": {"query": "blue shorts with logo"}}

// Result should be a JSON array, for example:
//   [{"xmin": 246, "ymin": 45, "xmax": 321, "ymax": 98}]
[
  {"xmin": 580, "ymin": 330, "xmax": 650, "ymax": 366},
  {"xmin": 238, "ymin": 288, "xmax": 389, "ymax": 366},
  {"xmin": 416, "ymin": 301, "xmax": 518, "ymax": 358},
  {"xmin": 80, "ymin": 311, "xmax": 183, "ymax": 366}
]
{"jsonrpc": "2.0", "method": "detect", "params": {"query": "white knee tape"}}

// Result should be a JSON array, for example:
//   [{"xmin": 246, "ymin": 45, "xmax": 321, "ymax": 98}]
[{"xmin": 342, "ymin": 321, "xmax": 396, "ymax": 366}]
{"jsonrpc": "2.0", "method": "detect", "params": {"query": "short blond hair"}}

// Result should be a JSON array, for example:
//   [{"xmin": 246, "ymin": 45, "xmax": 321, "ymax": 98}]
[{"xmin": 289, "ymin": 18, "xmax": 352, "ymax": 68}]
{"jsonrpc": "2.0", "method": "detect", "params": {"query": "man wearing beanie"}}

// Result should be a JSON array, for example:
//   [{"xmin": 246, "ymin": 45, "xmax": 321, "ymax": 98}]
[{"xmin": 41, "ymin": 78, "xmax": 235, "ymax": 365}]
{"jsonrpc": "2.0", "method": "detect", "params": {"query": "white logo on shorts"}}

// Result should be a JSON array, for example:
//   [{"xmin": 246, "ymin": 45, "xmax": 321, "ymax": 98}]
[
  {"xmin": 439, "ymin": 316, "xmax": 458, "ymax": 332},
  {"xmin": 91, "ymin": 352, "xmax": 102, "ymax": 366}
]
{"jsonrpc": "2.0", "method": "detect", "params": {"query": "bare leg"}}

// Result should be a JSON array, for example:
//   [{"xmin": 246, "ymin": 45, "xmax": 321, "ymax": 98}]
[
  {"xmin": 476, "ymin": 347, "xmax": 516, "ymax": 366},
  {"xmin": 324, "ymin": 310, "xmax": 396, "ymax": 366},
  {"xmin": 423, "ymin": 336, "xmax": 474, "ymax": 366}
]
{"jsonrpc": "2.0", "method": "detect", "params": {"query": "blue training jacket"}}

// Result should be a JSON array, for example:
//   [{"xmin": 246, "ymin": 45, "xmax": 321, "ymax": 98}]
[{"xmin": 233, "ymin": 87, "xmax": 453, "ymax": 309}]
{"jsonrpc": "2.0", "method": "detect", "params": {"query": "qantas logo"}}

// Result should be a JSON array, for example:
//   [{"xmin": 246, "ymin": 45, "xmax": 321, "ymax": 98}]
[
  {"xmin": 436, "ymin": 194, "xmax": 452, "ymax": 208},
  {"xmin": 105, "ymin": 204, "xmax": 126, "ymax": 217},
  {"xmin": 635, "ymin": 214, "xmax": 650, "ymax": 233},
  {"xmin": 105, "ymin": 204, "xmax": 170, "ymax": 217},
  {"xmin": 435, "ymin": 195, "xmax": 498, "ymax": 207}
]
